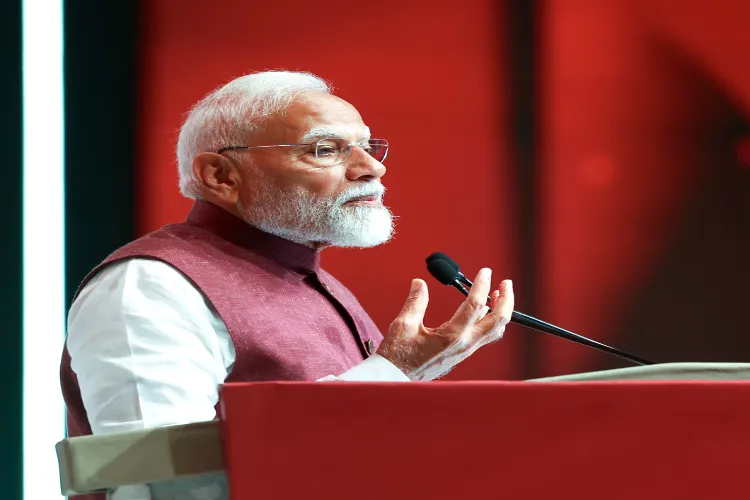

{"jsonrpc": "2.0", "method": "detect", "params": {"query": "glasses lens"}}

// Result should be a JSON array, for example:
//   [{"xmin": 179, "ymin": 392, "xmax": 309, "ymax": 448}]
[
  {"xmin": 366, "ymin": 139, "xmax": 389, "ymax": 162},
  {"xmin": 313, "ymin": 138, "xmax": 389, "ymax": 166},
  {"xmin": 315, "ymin": 139, "xmax": 347, "ymax": 166}
]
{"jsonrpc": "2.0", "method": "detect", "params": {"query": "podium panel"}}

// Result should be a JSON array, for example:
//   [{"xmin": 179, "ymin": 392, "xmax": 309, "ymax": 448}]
[{"xmin": 220, "ymin": 381, "xmax": 750, "ymax": 499}]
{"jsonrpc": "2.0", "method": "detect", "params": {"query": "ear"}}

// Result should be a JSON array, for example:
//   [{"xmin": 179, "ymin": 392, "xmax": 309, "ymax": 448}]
[{"xmin": 192, "ymin": 152, "xmax": 242, "ymax": 204}]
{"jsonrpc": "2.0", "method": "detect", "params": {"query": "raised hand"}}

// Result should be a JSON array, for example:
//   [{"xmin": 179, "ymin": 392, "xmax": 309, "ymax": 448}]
[{"xmin": 377, "ymin": 268, "xmax": 514, "ymax": 381}]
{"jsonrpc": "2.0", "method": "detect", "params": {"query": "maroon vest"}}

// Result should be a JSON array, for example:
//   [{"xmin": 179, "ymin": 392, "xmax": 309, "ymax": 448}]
[{"xmin": 61, "ymin": 200, "xmax": 383, "ymax": 443}]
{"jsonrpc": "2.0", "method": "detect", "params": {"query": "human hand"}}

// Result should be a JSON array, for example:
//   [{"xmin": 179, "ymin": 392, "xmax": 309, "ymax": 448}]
[{"xmin": 376, "ymin": 268, "xmax": 514, "ymax": 381}]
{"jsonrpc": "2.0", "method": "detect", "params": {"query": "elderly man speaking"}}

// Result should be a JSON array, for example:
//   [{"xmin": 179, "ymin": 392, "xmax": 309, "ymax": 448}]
[{"xmin": 61, "ymin": 70, "xmax": 514, "ymax": 468}]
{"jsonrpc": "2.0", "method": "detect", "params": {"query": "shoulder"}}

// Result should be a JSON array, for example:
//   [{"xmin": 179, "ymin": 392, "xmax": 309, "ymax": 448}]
[
  {"xmin": 74, "ymin": 258, "xmax": 201, "ymax": 311},
  {"xmin": 86, "ymin": 257, "xmax": 190, "ymax": 286},
  {"xmin": 107, "ymin": 223, "xmax": 214, "ymax": 260},
  {"xmin": 73, "ymin": 223, "xmax": 221, "ymax": 299}
]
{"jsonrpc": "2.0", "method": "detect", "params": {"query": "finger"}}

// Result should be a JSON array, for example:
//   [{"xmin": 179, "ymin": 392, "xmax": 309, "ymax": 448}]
[
  {"xmin": 478, "ymin": 304, "xmax": 490, "ymax": 321},
  {"xmin": 488, "ymin": 289, "xmax": 500, "ymax": 310},
  {"xmin": 475, "ymin": 280, "xmax": 514, "ymax": 339},
  {"xmin": 479, "ymin": 290, "xmax": 500, "ymax": 330},
  {"xmin": 447, "ymin": 268, "xmax": 492, "ymax": 328},
  {"xmin": 394, "ymin": 279, "xmax": 430, "ymax": 331}
]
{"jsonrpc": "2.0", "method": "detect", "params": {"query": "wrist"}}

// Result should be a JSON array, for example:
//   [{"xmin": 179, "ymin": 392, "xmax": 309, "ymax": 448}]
[{"xmin": 376, "ymin": 342, "xmax": 419, "ymax": 381}]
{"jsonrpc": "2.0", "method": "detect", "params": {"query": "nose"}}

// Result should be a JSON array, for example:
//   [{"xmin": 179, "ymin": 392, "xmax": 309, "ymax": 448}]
[{"xmin": 344, "ymin": 145, "xmax": 386, "ymax": 181}]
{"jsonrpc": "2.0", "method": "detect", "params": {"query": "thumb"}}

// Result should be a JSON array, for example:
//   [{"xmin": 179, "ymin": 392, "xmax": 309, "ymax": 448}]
[{"xmin": 395, "ymin": 279, "xmax": 429, "ymax": 327}]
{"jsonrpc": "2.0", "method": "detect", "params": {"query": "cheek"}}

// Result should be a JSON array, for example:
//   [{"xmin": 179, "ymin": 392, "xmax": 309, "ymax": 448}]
[{"xmin": 291, "ymin": 168, "xmax": 346, "ymax": 198}]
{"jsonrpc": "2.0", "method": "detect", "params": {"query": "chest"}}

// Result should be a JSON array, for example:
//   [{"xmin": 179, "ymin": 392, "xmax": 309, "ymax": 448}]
[{"xmin": 199, "ymin": 270, "xmax": 382, "ymax": 381}]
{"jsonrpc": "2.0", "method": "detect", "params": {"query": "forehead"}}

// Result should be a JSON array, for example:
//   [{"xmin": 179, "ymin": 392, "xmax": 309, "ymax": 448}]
[{"xmin": 261, "ymin": 93, "xmax": 370, "ymax": 143}]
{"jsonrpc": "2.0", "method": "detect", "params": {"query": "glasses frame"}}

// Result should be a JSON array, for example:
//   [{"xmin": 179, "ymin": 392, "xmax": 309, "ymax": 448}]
[{"xmin": 216, "ymin": 138, "xmax": 389, "ymax": 166}]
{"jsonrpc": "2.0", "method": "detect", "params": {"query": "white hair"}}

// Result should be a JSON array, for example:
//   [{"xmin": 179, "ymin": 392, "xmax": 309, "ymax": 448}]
[
  {"xmin": 240, "ymin": 175, "xmax": 394, "ymax": 248},
  {"xmin": 176, "ymin": 71, "xmax": 331, "ymax": 199}
]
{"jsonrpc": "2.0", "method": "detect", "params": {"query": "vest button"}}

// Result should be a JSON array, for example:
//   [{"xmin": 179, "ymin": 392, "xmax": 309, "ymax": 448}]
[{"xmin": 365, "ymin": 339, "xmax": 375, "ymax": 355}]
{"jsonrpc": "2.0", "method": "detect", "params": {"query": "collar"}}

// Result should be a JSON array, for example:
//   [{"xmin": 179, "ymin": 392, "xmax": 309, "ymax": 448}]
[{"xmin": 185, "ymin": 200, "xmax": 321, "ymax": 273}]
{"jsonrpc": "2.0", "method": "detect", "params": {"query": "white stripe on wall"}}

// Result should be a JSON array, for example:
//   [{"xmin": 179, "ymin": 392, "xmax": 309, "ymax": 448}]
[{"xmin": 22, "ymin": 0, "xmax": 66, "ymax": 498}]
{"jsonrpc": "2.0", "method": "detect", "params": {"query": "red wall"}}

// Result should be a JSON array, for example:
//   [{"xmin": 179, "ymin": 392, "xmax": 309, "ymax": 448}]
[
  {"xmin": 538, "ymin": 0, "xmax": 750, "ymax": 375},
  {"xmin": 137, "ymin": 0, "xmax": 521, "ymax": 380}
]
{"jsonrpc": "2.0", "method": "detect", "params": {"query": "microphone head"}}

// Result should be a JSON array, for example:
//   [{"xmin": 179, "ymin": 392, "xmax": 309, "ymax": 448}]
[
  {"xmin": 425, "ymin": 252, "xmax": 460, "ymax": 271},
  {"xmin": 426, "ymin": 258, "xmax": 459, "ymax": 285}
]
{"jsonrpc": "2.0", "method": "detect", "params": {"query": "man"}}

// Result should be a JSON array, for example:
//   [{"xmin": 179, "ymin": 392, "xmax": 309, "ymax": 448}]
[{"xmin": 61, "ymin": 70, "xmax": 513, "ymax": 498}]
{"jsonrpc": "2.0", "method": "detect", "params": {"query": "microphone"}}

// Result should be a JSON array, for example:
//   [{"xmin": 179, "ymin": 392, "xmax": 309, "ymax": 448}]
[
  {"xmin": 425, "ymin": 253, "xmax": 655, "ymax": 366},
  {"xmin": 426, "ymin": 252, "xmax": 473, "ymax": 288}
]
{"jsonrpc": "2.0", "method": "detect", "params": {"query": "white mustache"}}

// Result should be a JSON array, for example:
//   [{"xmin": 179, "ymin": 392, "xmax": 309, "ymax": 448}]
[{"xmin": 336, "ymin": 184, "xmax": 386, "ymax": 205}]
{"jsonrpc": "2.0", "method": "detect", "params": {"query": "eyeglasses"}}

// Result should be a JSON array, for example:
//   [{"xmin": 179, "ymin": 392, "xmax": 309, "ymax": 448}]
[{"xmin": 217, "ymin": 138, "xmax": 389, "ymax": 168}]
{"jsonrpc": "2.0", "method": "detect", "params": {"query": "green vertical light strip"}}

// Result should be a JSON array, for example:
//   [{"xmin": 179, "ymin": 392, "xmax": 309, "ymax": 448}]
[
  {"xmin": 0, "ymin": 0, "xmax": 23, "ymax": 498},
  {"xmin": 22, "ymin": 0, "xmax": 65, "ymax": 498}
]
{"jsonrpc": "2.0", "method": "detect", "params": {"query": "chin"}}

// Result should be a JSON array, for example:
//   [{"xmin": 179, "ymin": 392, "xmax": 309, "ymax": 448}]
[
  {"xmin": 337, "ymin": 233, "xmax": 393, "ymax": 249},
  {"xmin": 331, "ymin": 207, "xmax": 395, "ymax": 248}
]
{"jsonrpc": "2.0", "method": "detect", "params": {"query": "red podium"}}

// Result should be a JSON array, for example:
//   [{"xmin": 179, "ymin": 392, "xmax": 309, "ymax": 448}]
[{"xmin": 219, "ymin": 381, "xmax": 750, "ymax": 499}]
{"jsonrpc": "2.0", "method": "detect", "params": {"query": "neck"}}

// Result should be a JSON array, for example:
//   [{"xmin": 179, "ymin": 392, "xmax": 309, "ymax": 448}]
[
  {"xmin": 230, "ymin": 197, "xmax": 334, "ymax": 250},
  {"xmin": 186, "ymin": 200, "xmax": 322, "ymax": 273}
]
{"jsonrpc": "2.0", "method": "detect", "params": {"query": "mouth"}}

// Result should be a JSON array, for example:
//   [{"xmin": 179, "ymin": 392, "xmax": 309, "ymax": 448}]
[{"xmin": 342, "ymin": 194, "xmax": 382, "ymax": 207}]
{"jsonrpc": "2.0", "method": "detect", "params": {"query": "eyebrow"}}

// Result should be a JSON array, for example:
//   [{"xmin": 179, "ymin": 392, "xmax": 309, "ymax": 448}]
[{"xmin": 300, "ymin": 126, "xmax": 371, "ymax": 143}]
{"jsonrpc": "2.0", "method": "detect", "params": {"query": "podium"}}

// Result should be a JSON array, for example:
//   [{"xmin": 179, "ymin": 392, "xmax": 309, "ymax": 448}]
[{"xmin": 57, "ymin": 363, "xmax": 750, "ymax": 499}]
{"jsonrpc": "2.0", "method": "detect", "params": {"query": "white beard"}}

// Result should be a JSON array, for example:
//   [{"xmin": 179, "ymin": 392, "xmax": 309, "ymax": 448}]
[{"xmin": 240, "ymin": 181, "xmax": 395, "ymax": 248}]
